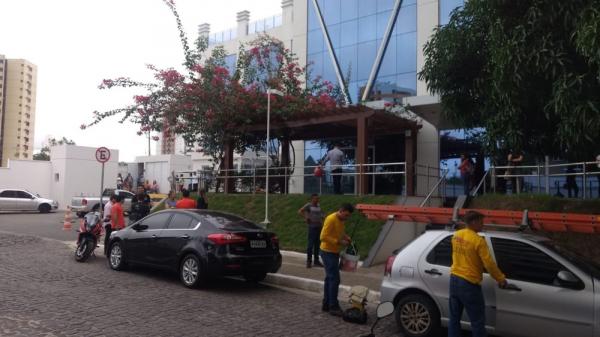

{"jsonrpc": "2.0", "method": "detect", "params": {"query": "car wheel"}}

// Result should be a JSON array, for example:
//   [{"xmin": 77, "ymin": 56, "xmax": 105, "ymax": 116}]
[
  {"xmin": 395, "ymin": 294, "xmax": 441, "ymax": 337},
  {"xmin": 108, "ymin": 242, "xmax": 127, "ymax": 271},
  {"xmin": 180, "ymin": 254, "xmax": 205, "ymax": 288},
  {"xmin": 39, "ymin": 204, "xmax": 51, "ymax": 213},
  {"xmin": 243, "ymin": 271, "xmax": 267, "ymax": 283}
]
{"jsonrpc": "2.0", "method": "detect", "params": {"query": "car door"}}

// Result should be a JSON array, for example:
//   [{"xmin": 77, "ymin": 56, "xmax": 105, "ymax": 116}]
[
  {"xmin": 156, "ymin": 213, "xmax": 200, "ymax": 269},
  {"xmin": 0, "ymin": 190, "xmax": 17, "ymax": 211},
  {"xmin": 417, "ymin": 234, "xmax": 498, "ymax": 330},
  {"xmin": 126, "ymin": 212, "xmax": 172, "ymax": 265},
  {"xmin": 491, "ymin": 237, "xmax": 595, "ymax": 337},
  {"xmin": 15, "ymin": 191, "xmax": 36, "ymax": 211}
]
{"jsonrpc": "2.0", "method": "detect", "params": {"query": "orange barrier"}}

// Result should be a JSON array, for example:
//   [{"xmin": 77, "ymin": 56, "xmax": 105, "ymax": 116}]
[
  {"xmin": 63, "ymin": 207, "xmax": 73, "ymax": 231},
  {"xmin": 356, "ymin": 204, "xmax": 600, "ymax": 234}
]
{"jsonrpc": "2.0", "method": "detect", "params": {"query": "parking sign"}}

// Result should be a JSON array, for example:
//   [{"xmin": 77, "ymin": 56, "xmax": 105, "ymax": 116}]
[{"xmin": 95, "ymin": 147, "xmax": 111, "ymax": 163}]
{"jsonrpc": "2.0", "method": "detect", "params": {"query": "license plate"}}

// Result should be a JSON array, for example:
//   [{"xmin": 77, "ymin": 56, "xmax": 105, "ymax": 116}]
[{"xmin": 250, "ymin": 240, "xmax": 267, "ymax": 248}]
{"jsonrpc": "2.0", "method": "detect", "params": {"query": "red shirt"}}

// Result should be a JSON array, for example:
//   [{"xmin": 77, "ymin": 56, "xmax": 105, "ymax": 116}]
[
  {"xmin": 111, "ymin": 202, "xmax": 125, "ymax": 230},
  {"xmin": 176, "ymin": 198, "xmax": 197, "ymax": 209}
]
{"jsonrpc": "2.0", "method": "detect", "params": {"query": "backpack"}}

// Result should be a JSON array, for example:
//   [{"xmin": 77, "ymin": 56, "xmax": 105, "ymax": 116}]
[{"xmin": 342, "ymin": 307, "xmax": 368, "ymax": 324}]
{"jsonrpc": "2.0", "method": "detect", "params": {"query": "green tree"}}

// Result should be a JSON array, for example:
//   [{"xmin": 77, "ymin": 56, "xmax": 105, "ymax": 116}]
[
  {"xmin": 33, "ymin": 137, "xmax": 76, "ymax": 161},
  {"xmin": 419, "ymin": 0, "xmax": 600, "ymax": 162}
]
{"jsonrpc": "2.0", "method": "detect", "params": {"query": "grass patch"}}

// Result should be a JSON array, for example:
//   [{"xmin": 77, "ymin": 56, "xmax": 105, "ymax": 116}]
[{"xmin": 205, "ymin": 193, "xmax": 396, "ymax": 258}]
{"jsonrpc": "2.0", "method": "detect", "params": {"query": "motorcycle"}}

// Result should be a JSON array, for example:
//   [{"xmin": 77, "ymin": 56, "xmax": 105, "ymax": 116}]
[
  {"xmin": 74, "ymin": 211, "xmax": 102, "ymax": 262},
  {"xmin": 359, "ymin": 302, "xmax": 395, "ymax": 337}
]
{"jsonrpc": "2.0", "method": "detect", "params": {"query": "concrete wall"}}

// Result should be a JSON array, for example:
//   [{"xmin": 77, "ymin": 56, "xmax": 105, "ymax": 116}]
[
  {"xmin": 0, "ymin": 159, "xmax": 52, "ymax": 198},
  {"xmin": 417, "ymin": 0, "xmax": 439, "ymax": 96},
  {"xmin": 135, "ymin": 155, "xmax": 193, "ymax": 194},
  {"xmin": 50, "ymin": 145, "xmax": 119, "ymax": 210}
]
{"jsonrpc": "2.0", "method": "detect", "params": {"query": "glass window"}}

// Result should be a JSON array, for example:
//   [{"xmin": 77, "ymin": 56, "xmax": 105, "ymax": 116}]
[
  {"xmin": 322, "ymin": 53, "xmax": 338, "ymax": 84},
  {"xmin": 348, "ymin": 81, "xmax": 360, "ymax": 104},
  {"xmin": 256, "ymin": 19, "xmax": 265, "ymax": 33},
  {"xmin": 308, "ymin": 29, "xmax": 325, "ymax": 54},
  {"xmin": 264, "ymin": 17, "xmax": 274, "ymax": 30},
  {"xmin": 307, "ymin": 52, "xmax": 324, "ymax": 79},
  {"xmin": 249, "ymin": 21, "xmax": 257, "ymax": 34},
  {"xmin": 274, "ymin": 14, "xmax": 283, "ymax": 27},
  {"xmin": 16, "ymin": 191, "xmax": 32, "ymax": 199},
  {"xmin": 358, "ymin": 0, "xmax": 377, "ymax": 17},
  {"xmin": 141, "ymin": 213, "xmax": 172, "ymax": 230},
  {"xmin": 357, "ymin": 40, "xmax": 377, "ymax": 81},
  {"xmin": 358, "ymin": 15, "xmax": 377, "ymax": 43},
  {"xmin": 225, "ymin": 54, "xmax": 237, "ymax": 73},
  {"xmin": 393, "ymin": 4, "xmax": 417, "ymax": 35},
  {"xmin": 492, "ymin": 238, "xmax": 566, "ymax": 286},
  {"xmin": 338, "ymin": 45, "xmax": 358, "ymax": 81},
  {"xmin": 402, "ymin": 0, "xmax": 417, "ymax": 6},
  {"xmin": 340, "ymin": 20, "xmax": 358, "ymax": 47},
  {"xmin": 379, "ymin": 36, "xmax": 396, "ymax": 77},
  {"xmin": 426, "ymin": 235, "xmax": 453, "ymax": 267},
  {"xmin": 168, "ymin": 213, "xmax": 196, "ymax": 230},
  {"xmin": 308, "ymin": 1, "xmax": 321, "ymax": 31},
  {"xmin": 341, "ymin": 0, "xmax": 358, "ymax": 22},
  {"xmin": 396, "ymin": 72, "xmax": 417, "ymax": 95},
  {"xmin": 0, "ymin": 190, "xmax": 16, "ymax": 198},
  {"xmin": 377, "ymin": 10, "xmax": 392, "ymax": 39},
  {"xmin": 322, "ymin": 0, "xmax": 341, "ymax": 25},
  {"xmin": 377, "ymin": 0, "xmax": 395, "ymax": 12},
  {"xmin": 396, "ymin": 32, "xmax": 417, "ymax": 74},
  {"xmin": 440, "ymin": 0, "xmax": 464, "ymax": 25},
  {"xmin": 200, "ymin": 212, "xmax": 262, "ymax": 230},
  {"xmin": 328, "ymin": 23, "xmax": 341, "ymax": 49}
]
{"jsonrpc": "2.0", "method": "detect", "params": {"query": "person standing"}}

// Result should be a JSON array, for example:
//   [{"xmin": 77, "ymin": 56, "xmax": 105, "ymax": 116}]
[
  {"xmin": 166, "ymin": 190, "xmax": 178, "ymax": 209},
  {"xmin": 151, "ymin": 180, "xmax": 160, "ymax": 193},
  {"xmin": 196, "ymin": 189, "xmax": 208, "ymax": 209},
  {"xmin": 507, "ymin": 151, "xmax": 524, "ymax": 193},
  {"xmin": 116, "ymin": 174, "xmax": 123, "ymax": 190},
  {"xmin": 458, "ymin": 153, "xmax": 474, "ymax": 195},
  {"xmin": 320, "ymin": 203, "xmax": 354, "ymax": 316},
  {"xmin": 298, "ymin": 194, "xmax": 324, "ymax": 268},
  {"xmin": 129, "ymin": 187, "xmax": 151, "ymax": 224},
  {"xmin": 321, "ymin": 144, "xmax": 345, "ymax": 194},
  {"xmin": 107, "ymin": 195, "xmax": 125, "ymax": 255},
  {"xmin": 176, "ymin": 189, "xmax": 197, "ymax": 209},
  {"xmin": 103, "ymin": 194, "xmax": 116, "ymax": 256},
  {"xmin": 449, "ymin": 211, "xmax": 508, "ymax": 337},
  {"xmin": 565, "ymin": 166, "xmax": 579, "ymax": 198}
]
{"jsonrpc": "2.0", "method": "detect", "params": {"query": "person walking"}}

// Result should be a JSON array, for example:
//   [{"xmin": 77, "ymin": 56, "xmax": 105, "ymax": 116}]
[
  {"xmin": 449, "ymin": 211, "xmax": 508, "ymax": 337},
  {"xmin": 176, "ymin": 189, "xmax": 197, "ymax": 209},
  {"xmin": 103, "ymin": 194, "xmax": 116, "ymax": 256},
  {"xmin": 129, "ymin": 187, "xmax": 151, "ymax": 224},
  {"xmin": 196, "ymin": 189, "xmax": 208, "ymax": 209},
  {"xmin": 166, "ymin": 190, "xmax": 178, "ymax": 209},
  {"xmin": 321, "ymin": 144, "xmax": 345, "ymax": 194},
  {"xmin": 298, "ymin": 194, "xmax": 324, "ymax": 268},
  {"xmin": 458, "ymin": 153, "xmax": 474, "ymax": 195},
  {"xmin": 107, "ymin": 195, "xmax": 125, "ymax": 255},
  {"xmin": 320, "ymin": 203, "xmax": 354, "ymax": 316}
]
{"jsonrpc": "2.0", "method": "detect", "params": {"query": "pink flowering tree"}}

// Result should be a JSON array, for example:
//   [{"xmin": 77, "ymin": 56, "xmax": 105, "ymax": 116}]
[{"xmin": 83, "ymin": 0, "xmax": 343, "ymax": 176}]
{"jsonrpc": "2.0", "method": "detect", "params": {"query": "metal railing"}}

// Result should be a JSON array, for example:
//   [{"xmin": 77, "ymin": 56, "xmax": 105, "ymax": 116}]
[{"xmin": 420, "ymin": 169, "xmax": 450, "ymax": 207}]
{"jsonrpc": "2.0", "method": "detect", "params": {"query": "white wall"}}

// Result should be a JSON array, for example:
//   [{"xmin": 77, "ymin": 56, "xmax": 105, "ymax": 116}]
[
  {"xmin": 0, "ymin": 159, "xmax": 53, "ymax": 199},
  {"xmin": 135, "ymin": 154, "xmax": 193, "ymax": 194},
  {"xmin": 51, "ymin": 145, "xmax": 119, "ymax": 210}
]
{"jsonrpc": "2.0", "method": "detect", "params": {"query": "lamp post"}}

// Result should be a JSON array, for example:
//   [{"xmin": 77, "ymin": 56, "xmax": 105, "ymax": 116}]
[{"xmin": 262, "ymin": 88, "xmax": 284, "ymax": 226}]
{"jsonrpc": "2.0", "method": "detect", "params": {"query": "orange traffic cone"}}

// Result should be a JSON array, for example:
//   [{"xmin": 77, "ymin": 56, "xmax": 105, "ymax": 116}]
[{"xmin": 63, "ymin": 207, "xmax": 72, "ymax": 231}]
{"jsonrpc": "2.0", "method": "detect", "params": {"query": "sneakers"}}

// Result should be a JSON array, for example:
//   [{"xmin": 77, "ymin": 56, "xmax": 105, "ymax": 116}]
[
  {"xmin": 321, "ymin": 302, "xmax": 329, "ymax": 312},
  {"xmin": 313, "ymin": 261, "xmax": 324, "ymax": 268},
  {"xmin": 328, "ymin": 306, "xmax": 343, "ymax": 317},
  {"xmin": 306, "ymin": 261, "xmax": 312, "ymax": 268}
]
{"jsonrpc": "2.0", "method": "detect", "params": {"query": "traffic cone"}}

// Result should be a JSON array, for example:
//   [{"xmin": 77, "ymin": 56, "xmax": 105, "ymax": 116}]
[{"xmin": 63, "ymin": 207, "xmax": 72, "ymax": 231}]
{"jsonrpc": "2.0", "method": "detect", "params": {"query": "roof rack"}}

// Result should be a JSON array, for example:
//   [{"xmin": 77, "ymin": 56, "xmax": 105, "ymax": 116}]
[{"xmin": 356, "ymin": 205, "xmax": 600, "ymax": 234}]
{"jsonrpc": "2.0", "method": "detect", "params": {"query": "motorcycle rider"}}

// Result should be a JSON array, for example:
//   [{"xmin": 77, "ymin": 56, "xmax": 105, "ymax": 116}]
[
  {"xmin": 103, "ymin": 194, "xmax": 116, "ymax": 256},
  {"xmin": 129, "ymin": 186, "xmax": 151, "ymax": 224}
]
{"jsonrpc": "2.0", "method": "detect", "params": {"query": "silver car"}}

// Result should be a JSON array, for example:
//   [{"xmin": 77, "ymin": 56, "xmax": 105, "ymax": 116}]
[
  {"xmin": 0, "ymin": 189, "xmax": 58, "ymax": 213},
  {"xmin": 380, "ymin": 229, "xmax": 599, "ymax": 337}
]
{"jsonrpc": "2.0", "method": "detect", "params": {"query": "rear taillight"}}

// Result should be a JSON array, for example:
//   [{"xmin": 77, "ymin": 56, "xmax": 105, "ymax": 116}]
[
  {"xmin": 207, "ymin": 233, "xmax": 247, "ymax": 245},
  {"xmin": 82, "ymin": 198, "xmax": 88, "ymax": 206},
  {"xmin": 384, "ymin": 255, "xmax": 396, "ymax": 277},
  {"xmin": 271, "ymin": 235, "xmax": 279, "ymax": 246}
]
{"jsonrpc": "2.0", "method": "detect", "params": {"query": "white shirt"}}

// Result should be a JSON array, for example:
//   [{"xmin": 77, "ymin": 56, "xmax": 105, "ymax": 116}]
[
  {"xmin": 324, "ymin": 147, "xmax": 345, "ymax": 168},
  {"xmin": 103, "ymin": 200, "xmax": 113, "ymax": 224}
]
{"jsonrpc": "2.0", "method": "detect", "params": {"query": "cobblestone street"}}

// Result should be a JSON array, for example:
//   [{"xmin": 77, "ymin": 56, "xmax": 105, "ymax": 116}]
[{"xmin": 0, "ymin": 231, "xmax": 400, "ymax": 337}]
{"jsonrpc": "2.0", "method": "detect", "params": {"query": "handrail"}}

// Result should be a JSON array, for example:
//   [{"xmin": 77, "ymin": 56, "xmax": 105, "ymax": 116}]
[
  {"xmin": 470, "ymin": 169, "xmax": 490, "ymax": 197},
  {"xmin": 420, "ymin": 169, "xmax": 449, "ymax": 207}
]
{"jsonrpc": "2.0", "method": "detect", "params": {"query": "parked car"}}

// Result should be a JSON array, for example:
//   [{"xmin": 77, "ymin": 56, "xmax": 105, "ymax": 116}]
[
  {"xmin": 107, "ymin": 209, "xmax": 282, "ymax": 287},
  {"xmin": 0, "ymin": 189, "xmax": 58, "ymax": 213},
  {"xmin": 380, "ymin": 229, "xmax": 599, "ymax": 337},
  {"xmin": 70, "ymin": 189, "xmax": 135, "ymax": 217}
]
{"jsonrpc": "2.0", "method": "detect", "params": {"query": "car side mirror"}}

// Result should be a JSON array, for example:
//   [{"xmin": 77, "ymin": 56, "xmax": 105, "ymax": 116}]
[
  {"xmin": 557, "ymin": 270, "xmax": 582, "ymax": 289},
  {"xmin": 376, "ymin": 301, "xmax": 395, "ymax": 319},
  {"xmin": 132, "ymin": 223, "xmax": 148, "ymax": 231}
]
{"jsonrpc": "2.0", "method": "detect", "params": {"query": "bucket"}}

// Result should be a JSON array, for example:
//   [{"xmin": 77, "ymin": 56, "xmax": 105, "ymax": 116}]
[{"xmin": 340, "ymin": 243, "xmax": 359, "ymax": 272}]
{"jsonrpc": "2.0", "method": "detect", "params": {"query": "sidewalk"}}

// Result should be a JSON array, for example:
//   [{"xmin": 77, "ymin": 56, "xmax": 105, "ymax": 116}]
[{"xmin": 266, "ymin": 250, "xmax": 384, "ymax": 303}]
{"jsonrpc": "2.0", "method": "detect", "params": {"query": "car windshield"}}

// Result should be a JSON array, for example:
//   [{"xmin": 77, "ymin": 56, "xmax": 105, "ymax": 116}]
[
  {"xmin": 540, "ymin": 240, "xmax": 600, "ymax": 280},
  {"xmin": 102, "ymin": 189, "xmax": 115, "ymax": 197},
  {"xmin": 196, "ymin": 211, "xmax": 262, "ymax": 231}
]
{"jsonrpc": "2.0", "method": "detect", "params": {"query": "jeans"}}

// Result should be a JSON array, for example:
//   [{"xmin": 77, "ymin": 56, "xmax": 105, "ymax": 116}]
[
  {"xmin": 448, "ymin": 275, "xmax": 486, "ymax": 337},
  {"xmin": 104, "ymin": 224, "xmax": 112, "ymax": 256},
  {"xmin": 462, "ymin": 173, "xmax": 471, "ymax": 195},
  {"xmin": 332, "ymin": 168, "xmax": 342, "ymax": 194},
  {"xmin": 320, "ymin": 251, "xmax": 340, "ymax": 308},
  {"xmin": 306, "ymin": 226, "xmax": 321, "ymax": 263}
]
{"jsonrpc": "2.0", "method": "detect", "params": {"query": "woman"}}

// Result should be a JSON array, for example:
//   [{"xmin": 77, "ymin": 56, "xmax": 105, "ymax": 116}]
[
  {"xmin": 165, "ymin": 190, "xmax": 177, "ymax": 209},
  {"xmin": 151, "ymin": 180, "xmax": 159, "ymax": 193},
  {"xmin": 196, "ymin": 189, "xmax": 208, "ymax": 209}
]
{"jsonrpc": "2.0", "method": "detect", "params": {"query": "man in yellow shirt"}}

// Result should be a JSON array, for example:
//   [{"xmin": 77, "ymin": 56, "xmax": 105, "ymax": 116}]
[
  {"xmin": 449, "ymin": 211, "xmax": 507, "ymax": 337},
  {"xmin": 320, "ymin": 203, "xmax": 353, "ymax": 316}
]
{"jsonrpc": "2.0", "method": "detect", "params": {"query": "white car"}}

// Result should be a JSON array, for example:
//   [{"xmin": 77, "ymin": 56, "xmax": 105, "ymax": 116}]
[{"xmin": 0, "ymin": 189, "xmax": 58, "ymax": 213}]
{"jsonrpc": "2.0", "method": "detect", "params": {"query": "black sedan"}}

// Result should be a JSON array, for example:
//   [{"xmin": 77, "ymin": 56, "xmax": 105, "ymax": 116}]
[{"xmin": 106, "ymin": 209, "xmax": 282, "ymax": 287}]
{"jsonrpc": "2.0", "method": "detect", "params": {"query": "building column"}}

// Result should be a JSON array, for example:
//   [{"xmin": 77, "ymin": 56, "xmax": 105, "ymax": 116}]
[
  {"xmin": 198, "ymin": 23, "xmax": 210, "ymax": 39},
  {"xmin": 356, "ymin": 116, "xmax": 369, "ymax": 195},
  {"xmin": 236, "ymin": 11, "xmax": 250, "ymax": 38},
  {"xmin": 223, "ymin": 141, "xmax": 234, "ymax": 194},
  {"xmin": 405, "ymin": 129, "xmax": 417, "ymax": 196}
]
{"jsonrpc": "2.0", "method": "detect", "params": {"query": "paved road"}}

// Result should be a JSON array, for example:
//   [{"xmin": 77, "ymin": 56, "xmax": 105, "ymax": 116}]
[
  {"xmin": 0, "ymin": 213, "xmax": 402, "ymax": 337},
  {"xmin": 0, "ymin": 211, "xmax": 76, "ymax": 242}
]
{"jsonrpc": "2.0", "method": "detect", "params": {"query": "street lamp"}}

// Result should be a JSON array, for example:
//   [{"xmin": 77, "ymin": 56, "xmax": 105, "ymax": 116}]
[{"xmin": 262, "ymin": 88, "xmax": 284, "ymax": 226}]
